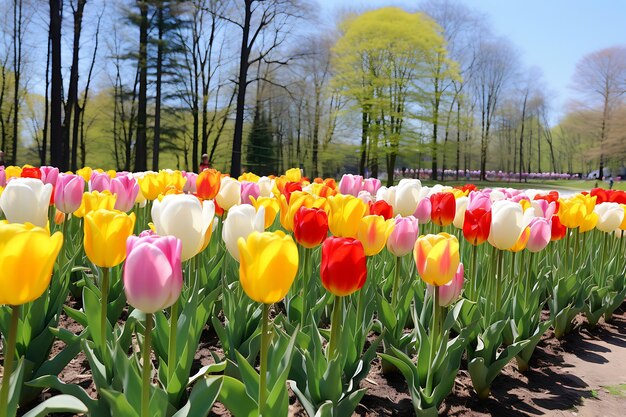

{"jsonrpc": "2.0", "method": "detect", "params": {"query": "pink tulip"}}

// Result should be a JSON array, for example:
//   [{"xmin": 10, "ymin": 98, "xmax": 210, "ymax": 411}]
[
  {"xmin": 89, "ymin": 171, "xmax": 111, "ymax": 192},
  {"xmin": 467, "ymin": 190, "xmax": 491, "ymax": 211},
  {"xmin": 386, "ymin": 215, "xmax": 419, "ymax": 257},
  {"xmin": 338, "ymin": 174, "xmax": 363, "ymax": 197},
  {"xmin": 357, "ymin": 190, "xmax": 374, "ymax": 205},
  {"xmin": 111, "ymin": 174, "xmax": 140, "ymax": 212},
  {"xmin": 413, "ymin": 198, "xmax": 431, "ymax": 224},
  {"xmin": 0, "ymin": 167, "xmax": 5, "ymax": 187},
  {"xmin": 124, "ymin": 234, "xmax": 183, "ymax": 314},
  {"xmin": 429, "ymin": 263, "xmax": 464, "ymax": 307},
  {"xmin": 526, "ymin": 217, "xmax": 552, "ymax": 253},
  {"xmin": 531, "ymin": 199, "xmax": 557, "ymax": 219},
  {"xmin": 54, "ymin": 173, "xmax": 85, "ymax": 214},
  {"xmin": 363, "ymin": 178, "xmax": 381, "ymax": 196},
  {"xmin": 240, "ymin": 181, "xmax": 260, "ymax": 205},
  {"xmin": 182, "ymin": 171, "xmax": 197, "ymax": 193},
  {"xmin": 40, "ymin": 166, "xmax": 59, "ymax": 187}
]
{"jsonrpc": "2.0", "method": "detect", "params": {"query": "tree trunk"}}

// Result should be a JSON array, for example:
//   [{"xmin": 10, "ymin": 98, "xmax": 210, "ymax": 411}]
[
  {"xmin": 135, "ymin": 0, "xmax": 149, "ymax": 172},
  {"xmin": 518, "ymin": 91, "xmax": 528, "ymax": 182},
  {"xmin": 359, "ymin": 107, "xmax": 368, "ymax": 176},
  {"xmin": 153, "ymin": 4, "xmax": 164, "ymax": 171},
  {"xmin": 41, "ymin": 34, "xmax": 51, "ymax": 165},
  {"xmin": 11, "ymin": 0, "xmax": 23, "ymax": 165},
  {"xmin": 49, "ymin": 0, "xmax": 64, "ymax": 170}
]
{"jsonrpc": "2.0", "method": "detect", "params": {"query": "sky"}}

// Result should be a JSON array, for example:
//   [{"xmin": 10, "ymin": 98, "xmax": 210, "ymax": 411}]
[{"xmin": 316, "ymin": 0, "xmax": 626, "ymax": 120}]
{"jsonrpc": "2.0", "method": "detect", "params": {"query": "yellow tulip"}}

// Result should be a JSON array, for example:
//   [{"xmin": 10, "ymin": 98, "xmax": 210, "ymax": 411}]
[
  {"xmin": 238, "ymin": 172, "xmax": 260, "ymax": 182},
  {"xmin": 157, "ymin": 170, "xmax": 186, "ymax": 192},
  {"xmin": 413, "ymin": 233, "xmax": 460, "ymax": 286},
  {"xmin": 327, "ymin": 194, "xmax": 368, "ymax": 238},
  {"xmin": 106, "ymin": 169, "xmax": 117, "ymax": 179},
  {"xmin": 73, "ymin": 190, "xmax": 116, "ymax": 218},
  {"xmin": 285, "ymin": 168, "xmax": 302, "ymax": 183},
  {"xmin": 84, "ymin": 209, "xmax": 136, "ymax": 268},
  {"xmin": 238, "ymin": 231, "xmax": 298, "ymax": 304},
  {"xmin": 558, "ymin": 195, "xmax": 598, "ymax": 232},
  {"xmin": 4, "ymin": 165, "xmax": 22, "ymax": 179},
  {"xmin": 138, "ymin": 172, "xmax": 162, "ymax": 201},
  {"xmin": 0, "ymin": 221, "xmax": 63, "ymax": 305},
  {"xmin": 250, "ymin": 196, "xmax": 280, "ymax": 229},
  {"xmin": 357, "ymin": 215, "xmax": 395, "ymax": 256},
  {"xmin": 76, "ymin": 166, "xmax": 93, "ymax": 183},
  {"xmin": 620, "ymin": 204, "xmax": 626, "ymax": 231}
]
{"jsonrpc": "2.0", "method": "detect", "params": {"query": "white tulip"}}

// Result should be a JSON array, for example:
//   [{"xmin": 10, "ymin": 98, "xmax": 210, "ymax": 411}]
[
  {"xmin": 488, "ymin": 200, "xmax": 529, "ymax": 250},
  {"xmin": 453, "ymin": 196, "xmax": 468, "ymax": 229},
  {"xmin": 151, "ymin": 194, "xmax": 215, "ymax": 261},
  {"xmin": 257, "ymin": 176, "xmax": 274, "ymax": 197},
  {"xmin": 222, "ymin": 204, "xmax": 265, "ymax": 261},
  {"xmin": 394, "ymin": 179, "xmax": 426, "ymax": 217},
  {"xmin": 0, "ymin": 178, "xmax": 52, "ymax": 227},
  {"xmin": 594, "ymin": 202, "xmax": 624, "ymax": 233},
  {"xmin": 216, "ymin": 177, "xmax": 241, "ymax": 210}
]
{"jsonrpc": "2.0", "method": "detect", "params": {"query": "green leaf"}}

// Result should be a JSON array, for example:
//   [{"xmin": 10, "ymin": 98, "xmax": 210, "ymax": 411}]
[
  {"xmin": 21, "ymin": 395, "xmax": 88, "ymax": 417},
  {"xmin": 218, "ymin": 376, "xmax": 258, "ymax": 417},
  {"xmin": 172, "ymin": 377, "xmax": 222, "ymax": 417},
  {"xmin": 100, "ymin": 389, "xmax": 140, "ymax": 417}
]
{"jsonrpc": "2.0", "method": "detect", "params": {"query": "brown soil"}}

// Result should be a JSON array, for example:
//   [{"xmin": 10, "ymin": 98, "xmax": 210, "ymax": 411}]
[{"xmin": 17, "ymin": 303, "xmax": 626, "ymax": 416}]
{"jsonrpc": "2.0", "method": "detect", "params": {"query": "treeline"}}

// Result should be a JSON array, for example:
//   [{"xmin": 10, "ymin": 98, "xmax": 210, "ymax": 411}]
[{"xmin": 0, "ymin": 0, "xmax": 624, "ymax": 183}]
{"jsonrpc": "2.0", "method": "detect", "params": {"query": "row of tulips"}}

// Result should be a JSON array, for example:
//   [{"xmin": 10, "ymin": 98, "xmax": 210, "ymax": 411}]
[{"xmin": 0, "ymin": 164, "xmax": 625, "ymax": 417}]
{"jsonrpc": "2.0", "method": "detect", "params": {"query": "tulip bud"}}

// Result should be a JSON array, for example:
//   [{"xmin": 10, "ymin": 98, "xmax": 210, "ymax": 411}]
[
  {"xmin": 124, "ymin": 235, "xmax": 183, "ymax": 313},
  {"xmin": 238, "ymin": 231, "xmax": 298, "ymax": 304},
  {"xmin": 327, "ymin": 194, "xmax": 368, "ymax": 238},
  {"xmin": 0, "ymin": 222, "xmax": 63, "ymax": 305},
  {"xmin": 0, "ymin": 178, "xmax": 53, "ymax": 227},
  {"xmin": 321, "ymin": 237, "xmax": 367, "ymax": 296},
  {"xmin": 526, "ymin": 218, "xmax": 552, "ymax": 252},
  {"xmin": 413, "ymin": 197, "xmax": 431, "ymax": 225},
  {"xmin": 488, "ymin": 200, "xmax": 528, "ymax": 250},
  {"xmin": 84, "ymin": 209, "xmax": 136, "ymax": 268},
  {"xmin": 386, "ymin": 215, "xmax": 419, "ymax": 257},
  {"xmin": 463, "ymin": 208, "xmax": 491, "ymax": 246},
  {"xmin": 357, "ymin": 215, "xmax": 395, "ymax": 256},
  {"xmin": 430, "ymin": 192, "xmax": 456, "ymax": 227},
  {"xmin": 338, "ymin": 174, "xmax": 363, "ymax": 197},
  {"xmin": 196, "ymin": 168, "xmax": 221, "ymax": 200},
  {"xmin": 294, "ymin": 206, "xmax": 328, "ymax": 248},
  {"xmin": 111, "ymin": 174, "xmax": 140, "ymax": 213},
  {"xmin": 414, "ymin": 232, "xmax": 460, "ymax": 286},
  {"xmin": 54, "ymin": 173, "xmax": 85, "ymax": 214},
  {"xmin": 222, "ymin": 204, "xmax": 265, "ymax": 261},
  {"xmin": 363, "ymin": 178, "xmax": 381, "ymax": 196},
  {"xmin": 594, "ymin": 202, "xmax": 624, "ymax": 233},
  {"xmin": 216, "ymin": 177, "xmax": 241, "ymax": 210}
]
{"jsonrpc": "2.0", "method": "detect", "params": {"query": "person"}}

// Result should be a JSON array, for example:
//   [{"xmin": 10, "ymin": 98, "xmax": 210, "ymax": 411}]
[
  {"xmin": 609, "ymin": 176, "xmax": 614, "ymax": 190},
  {"xmin": 199, "ymin": 154, "xmax": 210, "ymax": 172},
  {"xmin": 0, "ymin": 150, "xmax": 5, "ymax": 167}
]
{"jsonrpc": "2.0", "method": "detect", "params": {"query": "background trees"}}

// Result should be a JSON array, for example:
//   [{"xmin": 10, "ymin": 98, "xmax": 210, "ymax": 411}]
[{"xmin": 0, "ymin": 0, "xmax": 623, "ymax": 180}]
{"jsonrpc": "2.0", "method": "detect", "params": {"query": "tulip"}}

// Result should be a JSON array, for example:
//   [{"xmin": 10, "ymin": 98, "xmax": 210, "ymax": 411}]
[
  {"xmin": 357, "ymin": 190, "xmax": 374, "ymax": 205},
  {"xmin": 293, "ymin": 206, "xmax": 328, "ymax": 248},
  {"xmin": 182, "ymin": 171, "xmax": 198, "ymax": 194},
  {"xmin": 0, "ymin": 167, "xmax": 5, "ymax": 187},
  {"xmin": 327, "ymin": 194, "xmax": 368, "ymax": 238},
  {"xmin": 413, "ymin": 197, "xmax": 431, "ymax": 224},
  {"xmin": 619, "ymin": 205, "xmax": 626, "ymax": 231},
  {"xmin": 138, "ymin": 172, "xmax": 162, "ymax": 201},
  {"xmin": 74, "ymin": 190, "xmax": 117, "ymax": 218},
  {"xmin": 21, "ymin": 165, "xmax": 42, "ymax": 180},
  {"xmin": 151, "ymin": 194, "xmax": 215, "ymax": 261},
  {"xmin": 124, "ymin": 235, "xmax": 183, "ymax": 313},
  {"xmin": 257, "ymin": 176, "xmax": 274, "ymax": 197},
  {"xmin": 509, "ymin": 226, "xmax": 530, "ymax": 252},
  {"xmin": 54, "ymin": 173, "xmax": 84, "ymax": 214},
  {"xmin": 196, "ymin": 168, "xmax": 221, "ymax": 200},
  {"xmin": 363, "ymin": 177, "xmax": 381, "ymax": 196},
  {"xmin": 285, "ymin": 167, "xmax": 302, "ymax": 183},
  {"xmin": 222, "ymin": 204, "xmax": 265, "ymax": 261},
  {"xmin": 76, "ymin": 166, "xmax": 93, "ymax": 182},
  {"xmin": 89, "ymin": 171, "xmax": 112, "ymax": 192},
  {"xmin": 241, "ymin": 181, "xmax": 261, "ymax": 205},
  {"xmin": 357, "ymin": 215, "xmax": 395, "ymax": 256},
  {"xmin": 248, "ymin": 196, "xmax": 278, "ymax": 229},
  {"xmin": 559, "ymin": 195, "xmax": 598, "ymax": 232},
  {"xmin": 157, "ymin": 170, "xmax": 187, "ymax": 193},
  {"xmin": 551, "ymin": 215, "xmax": 567, "ymax": 241},
  {"xmin": 430, "ymin": 192, "xmax": 456, "ymax": 227},
  {"xmin": 111, "ymin": 174, "xmax": 140, "ymax": 212},
  {"xmin": 531, "ymin": 199, "xmax": 557, "ymax": 219},
  {"xmin": 0, "ymin": 222, "xmax": 63, "ymax": 415},
  {"xmin": 488, "ymin": 200, "xmax": 528, "ymax": 250},
  {"xmin": 393, "ymin": 179, "xmax": 427, "ymax": 217},
  {"xmin": 338, "ymin": 174, "xmax": 363, "ymax": 196},
  {"xmin": 463, "ymin": 208, "xmax": 492, "ymax": 246},
  {"xmin": 4, "ymin": 165, "xmax": 21, "ymax": 179},
  {"xmin": 452, "ymin": 196, "xmax": 468, "ymax": 229},
  {"xmin": 84, "ymin": 209, "xmax": 136, "ymax": 268},
  {"xmin": 369, "ymin": 200, "xmax": 393, "ymax": 220},
  {"xmin": 594, "ymin": 202, "xmax": 624, "ymax": 233},
  {"xmin": 427, "ymin": 263, "xmax": 464, "ymax": 307},
  {"xmin": 414, "ymin": 232, "xmax": 460, "ymax": 287},
  {"xmin": 216, "ymin": 176, "xmax": 241, "ymax": 210},
  {"xmin": 238, "ymin": 230, "xmax": 298, "ymax": 304},
  {"xmin": 320, "ymin": 236, "xmax": 367, "ymax": 297},
  {"xmin": 0, "ymin": 221, "xmax": 63, "ymax": 305},
  {"xmin": 282, "ymin": 181, "xmax": 302, "ymax": 203},
  {"xmin": 39, "ymin": 166, "xmax": 59, "ymax": 187},
  {"xmin": 386, "ymin": 215, "xmax": 419, "ymax": 257},
  {"xmin": 0, "ymin": 178, "xmax": 53, "ymax": 227},
  {"xmin": 526, "ymin": 218, "xmax": 552, "ymax": 253}
]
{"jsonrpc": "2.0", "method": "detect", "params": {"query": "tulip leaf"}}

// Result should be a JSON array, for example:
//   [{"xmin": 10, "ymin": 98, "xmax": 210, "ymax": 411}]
[
  {"xmin": 62, "ymin": 305, "xmax": 88, "ymax": 328},
  {"xmin": 188, "ymin": 361, "xmax": 227, "ymax": 387},
  {"xmin": 100, "ymin": 389, "xmax": 140, "ymax": 417},
  {"xmin": 172, "ymin": 376, "xmax": 222, "ymax": 417},
  {"xmin": 21, "ymin": 395, "xmax": 88, "ymax": 417},
  {"xmin": 217, "ymin": 375, "xmax": 258, "ymax": 417},
  {"xmin": 234, "ymin": 349, "xmax": 260, "ymax": 399},
  {"xmin": 26, "ymin": 375, "xmax": 99, "ymax": 412}
]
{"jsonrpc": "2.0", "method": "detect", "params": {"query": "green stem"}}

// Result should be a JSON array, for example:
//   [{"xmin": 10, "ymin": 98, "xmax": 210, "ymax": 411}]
[
  {"xmin": 259, "ymin": 304, "xmax": 271, "ymax": 416},
  {"xmin": 390, "ymin": 256, "xmax": 402, "ymax": 309},
  {"xmin": 100, "ymin": 267, "xmax": 110, "ymax": 357},
  {"xmin": 167, "ymin": 302, "xmax": 178, "ymax": 383},
  {"xmin": 141, "ymin": 313, "xmax": 153, "ymax": 417},
  {"xmin": 300, "ymin": 247, "xmax": 311, "ymax": 327},
  {"xmin": 496, "ymin": 249, "xmax": 504, "ymax": 312},
  {"xmin": 565, "ymin": 228, "xmax": 570, "ymax": 272},
  {"xmin": 327, "ymin": 295, "xmax": 343, "ymax": 361},
  {"xmin": 0, "ymin": 305, "xmax": 20, "ymax": 417},
  {"xmin": 600, "ymin": 232, "xmax": 608, "ymax": 286},
  {"xmin": 470, "ymin": 243, "xmax": 478, "ymax": 300},
  {"xmin": 425, "ymin": 286, "xmax": 439, "ymax": 397},
  {"xmin": 525, "ymin": 252, "xmax": 535, "ymax": 306},
  {"xmin": 573, "ymin": 228, "xmax": 580, "ymax": 273}
]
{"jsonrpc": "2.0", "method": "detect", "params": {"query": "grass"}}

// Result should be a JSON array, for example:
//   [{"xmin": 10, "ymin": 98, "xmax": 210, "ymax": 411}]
[{"xmin": 603, "ymin": 384, "xmax": 626, "ymax": 397}]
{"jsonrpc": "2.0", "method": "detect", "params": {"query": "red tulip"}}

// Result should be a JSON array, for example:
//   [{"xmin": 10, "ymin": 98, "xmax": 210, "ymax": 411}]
[
  {"xmin": 369, "ymin": 200, "xmax": 393, "ymax": 220},
  {"xmin": 293, "ymin": 206, "xmax": 328, "ymax": 248},
  {"xmin": 550, "ymin": 215, "xmax": 567, "ymax": 241},
  {"xmin": 21, "ymin": 166, "xmax": 42, "ymax": 180},
  {"xmin": 196, "ymin": 168, "xmax": 221, "ymax": 200},
  {"xmin": 320, "ymin": 237, "xmax": 367, "ymax": 296},
  {"xmin": 430, "ymin": 192, "xmax": 456, "ymax": 227},
  {"xmin": 283, "ymin": 181, "xmax": 302, "ymax": 203},
  {"xmin": 462, "ymin": 208, "xmax": 491, "ymax": 245}
]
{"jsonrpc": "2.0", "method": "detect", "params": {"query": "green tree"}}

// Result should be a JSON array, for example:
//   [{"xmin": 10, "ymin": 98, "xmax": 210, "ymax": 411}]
[
  {"xmin": 332, "ymin": 7, "xmax": 451, "ymax": 186},
  {"xmin": 246, "ymin": 104, "xmax": 275, "ymax": 176}
]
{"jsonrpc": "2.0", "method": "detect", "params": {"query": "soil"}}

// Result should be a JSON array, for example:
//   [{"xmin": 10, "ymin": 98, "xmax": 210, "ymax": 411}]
[{"xmin": 14, "ymin": 302, "xmax": 626, "ymax": 416}]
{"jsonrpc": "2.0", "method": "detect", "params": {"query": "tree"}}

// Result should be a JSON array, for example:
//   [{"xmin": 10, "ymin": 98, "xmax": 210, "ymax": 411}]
[
  {"xmin": 135, "ymin": 0, "xmax": 149, "ymax": 172},
  {"xmin": 49, "ymin": 0, "xmax": 64, "ymax": 170},
  {"xmin": 570, "ymin": 46, "xmax": 626, "ymax": 177},
  {"xmin": 332, "ymin": 7, "xmax": 450, "ymax": 185}
]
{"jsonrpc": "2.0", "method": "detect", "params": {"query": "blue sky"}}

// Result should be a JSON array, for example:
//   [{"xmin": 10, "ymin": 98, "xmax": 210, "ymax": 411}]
[{"xmin": 316, "ymin": 0, "xmax": 626, "ymax": 119}]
